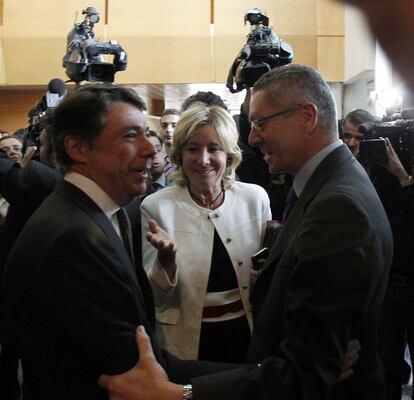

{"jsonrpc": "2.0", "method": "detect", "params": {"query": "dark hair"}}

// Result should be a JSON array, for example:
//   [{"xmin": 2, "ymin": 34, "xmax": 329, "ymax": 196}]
[
  {"xmin": 181, "ymin": 91, "xmax": 229, "ymax": 112},
  {"xmin": 253, "ymin": 64, "xmax": 338, "ymax": 135},
  {"xmin": 146, "ymin": 129, "xmax": 163, "ymax": 145},
  {"xmin": 51, "ymin": 83, "xmax": 146, "ymax": 174},
  {"xmin": 343, "ymin": 109, "xmax": 376, "ymax": 127},
  {"xmin": 0, "ymin": 135, "xmax": 21, "ymax": 145},
  {"xmin": 161, "ymin": 108, "xmax": 180, "ymax": 118}
]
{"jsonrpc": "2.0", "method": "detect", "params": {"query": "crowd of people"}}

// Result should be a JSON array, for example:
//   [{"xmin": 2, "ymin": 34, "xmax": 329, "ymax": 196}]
[{"xmin": 0, "ymin": 0, "xmax": 413, "ymax": 399}]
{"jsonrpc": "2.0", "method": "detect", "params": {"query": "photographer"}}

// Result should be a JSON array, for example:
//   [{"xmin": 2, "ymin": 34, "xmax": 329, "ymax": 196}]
[
  {"xmin": 228, "ymin": 9, "xmax": 294, "ymax": 221},
  {"xmin": 366, "ymin": 138, "xmax": 414, "ymax": 400},
  {"xmin": 340, "ymin": 109, "xmax": 376, "ymax": 158}
]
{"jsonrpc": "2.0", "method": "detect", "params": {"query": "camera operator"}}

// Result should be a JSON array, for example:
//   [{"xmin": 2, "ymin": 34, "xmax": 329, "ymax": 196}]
[
  {"xmin": 227, "ymin": 9, "xmax": 294, "ymax": 221},
  {"xmin": 340, "ymin": 109, "xmax": 377, "ymax": 158},
  {"xmin": 0, "ymin": 111, "xmax": 61, "ymax": 400},
  {"xmin": 364, "ymin": 136, "xmax": 414, "ymax": 399}
]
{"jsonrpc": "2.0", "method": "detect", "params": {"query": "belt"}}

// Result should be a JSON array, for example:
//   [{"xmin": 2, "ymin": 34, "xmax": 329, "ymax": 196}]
[{"xmin": 202, "ymin": 299, "xmax": 244, "ymax": 319}]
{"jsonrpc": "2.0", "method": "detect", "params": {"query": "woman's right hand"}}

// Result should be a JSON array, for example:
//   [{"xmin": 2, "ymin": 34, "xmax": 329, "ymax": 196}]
[{"xmin": 146, "ymin": 219, "xmax": 177, "ymax": 280}]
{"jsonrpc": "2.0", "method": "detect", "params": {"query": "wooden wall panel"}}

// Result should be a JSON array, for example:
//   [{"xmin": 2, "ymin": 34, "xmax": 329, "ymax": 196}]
[
  {"xmin": 108, "ymin": 0, "xmax": 210, "ymax": 36},
  {"xmin": 214, "ymin": 0, "xmax": 317, "ymax": 36},
  {"xmin": 0, "ymin": 38, "xmax": 6, "ymax": 84},
  {"xmin": 0, "ymin": 89, "xmax": 44, "ymax": 133},
  {"xmin": 317, "ymin": 36, "xmax": 344, "ymax": 82},
  {"xmin": 114, "ymin": 37, "xmax": 213, "ymax": 84},
  {"xmin": 2, "ymin": 37, "xmax": 67, "ymax": 84},
  {"xmin": 0, "ymin": 0, "xmax": 344, "ymax": 85},
  {"xmin": 317, "ymin": 0, "xmax": 344, "ymax": 36},
  {"xmin": 3, "ymin": 0, "xmax": 106, "ymax": 37}
]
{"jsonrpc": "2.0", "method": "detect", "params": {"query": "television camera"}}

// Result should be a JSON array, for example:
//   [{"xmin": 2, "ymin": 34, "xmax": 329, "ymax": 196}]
[
  {"xmin": 63, "ymin": 6, "xmax": 127, "ymax": 83},
  {"xmin": 359, "ymin": 109, "xmax": 414, "ymax": 168},
  {"xmin": 226, "ymin": 8, "xmax": 293, "ymax": 93}
]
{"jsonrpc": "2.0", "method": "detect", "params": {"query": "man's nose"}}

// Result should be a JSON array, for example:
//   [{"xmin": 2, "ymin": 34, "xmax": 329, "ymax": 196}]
[
  {"xmin": 141, "ymin": 136, "xmax": 156, "ymax": 159},
  {"xmin": 349, "ymin": 137, "xmax": 357, "ymax": 147},
  {"xmin": 248, "ymin": 127, "xmax": 260, "ymax": 147}
]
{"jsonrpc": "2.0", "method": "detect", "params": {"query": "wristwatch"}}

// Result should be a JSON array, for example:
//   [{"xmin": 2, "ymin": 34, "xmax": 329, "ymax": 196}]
[{"xmin": 182, "ymin": 384, "xmax": 193, "ymax": 399}]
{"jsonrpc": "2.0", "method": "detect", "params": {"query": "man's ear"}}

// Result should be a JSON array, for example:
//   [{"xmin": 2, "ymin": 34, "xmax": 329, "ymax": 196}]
[
  {"xmin": 64, "ymin": 135, "xmax": 89, "ymax": 164},
  {"xmin": 301, "ymin": 102, "xmax": 319, "ymax": 135}
]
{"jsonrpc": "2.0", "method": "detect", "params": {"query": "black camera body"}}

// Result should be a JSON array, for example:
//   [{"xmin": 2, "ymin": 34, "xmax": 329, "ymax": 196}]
[
  {"xmin": 63, "ymin": 7, "xmax": 127, "ymax": 83},
  {"xmin": 227, "ymin": 8, "xmax": 293, "ymax": 93},
  {"xmin": 359, "ymin": 109, "xmax": 414, "ymax": 168}
]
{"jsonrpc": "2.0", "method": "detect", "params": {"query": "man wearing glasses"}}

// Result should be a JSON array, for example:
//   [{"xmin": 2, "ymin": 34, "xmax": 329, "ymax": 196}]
[{"xmin": 100, "ymin": 64, "xmax": 392, "ymax": 400}]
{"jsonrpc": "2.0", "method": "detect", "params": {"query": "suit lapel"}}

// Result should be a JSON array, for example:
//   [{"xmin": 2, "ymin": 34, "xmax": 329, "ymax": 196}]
[
  {"xmin": 55, "ymin": 181, "xmax": 149, "ymax": 310},
  {"xmin": 259, "ymin": 145, "xmax": 353, "ymax": 277}
]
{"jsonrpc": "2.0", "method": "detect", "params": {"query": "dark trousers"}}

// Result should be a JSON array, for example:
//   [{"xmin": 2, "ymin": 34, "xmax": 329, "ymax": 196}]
[{"xmin": 379, "ymin": 274, "xmax": 414, "ymax": 400}]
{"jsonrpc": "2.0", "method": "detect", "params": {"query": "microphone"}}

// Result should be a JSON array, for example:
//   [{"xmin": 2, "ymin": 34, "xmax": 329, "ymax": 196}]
[
  {"xmin": 38, "ymin": 79, "xmax": 67, "ymax": 112},
  {"xmin": 47, "ymin": 78, "xmax": 67, "ymax": 97}
]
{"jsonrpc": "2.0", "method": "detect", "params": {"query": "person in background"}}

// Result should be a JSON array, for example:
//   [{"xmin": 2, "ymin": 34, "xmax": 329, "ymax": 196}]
[
  {"xmin": 0, "ymin": 117, "xmax": 61, "ymax": 400},
  {"xmin": 141, "ymin": 102, "xmax": 271, "ymax": 362},
  {"xmin": 159, "ymin": 108, "xmax": 180, "ymax": 179},
  {"xmin": 341, "ymin": 109, "xmax": 376, "ymax": 158},
  {"xmin": 145, "ymin": 130, "xmax": 167, "ymax": 194},
  {"xmin": 0, "ymin": 136, "xmax": 23, "ymax": 164}
]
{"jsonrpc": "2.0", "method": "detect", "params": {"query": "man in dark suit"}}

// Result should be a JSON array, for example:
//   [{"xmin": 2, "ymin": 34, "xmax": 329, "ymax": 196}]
[
  {"xmin": 3, "ymin": 85, "xmax": 234, "ymax": 400},
  {"xmin": 0, "ymin": 126, "xmax": 61, "ymax": 400},
  {"xmin": 99, "ymin": 65, "xmax": 392, "ymax": 400}
]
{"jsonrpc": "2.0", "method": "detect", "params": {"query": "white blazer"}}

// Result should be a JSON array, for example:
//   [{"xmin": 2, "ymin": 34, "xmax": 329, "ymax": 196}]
[{"xmin": 141, "ymin": 182, "xmax": 271, "ymax": 359}]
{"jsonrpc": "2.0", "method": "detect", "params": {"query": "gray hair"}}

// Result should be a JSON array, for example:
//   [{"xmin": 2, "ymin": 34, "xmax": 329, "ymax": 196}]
[{"xmin": 253, "ymin": 64, "xmax": 338, "ymax": 135}]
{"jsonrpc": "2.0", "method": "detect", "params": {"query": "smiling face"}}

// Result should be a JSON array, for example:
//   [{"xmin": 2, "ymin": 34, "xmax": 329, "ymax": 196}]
[
  {"xmin": 78, "ymin": 101, "xmax": 155, "ymax": 205},
  {"xmin": 181, "ymin": 124, "xmax": 227, "ymax": 193},
  {"xmin": 248, "ymin": 90, "xmax": 306, "ymax": 175}
]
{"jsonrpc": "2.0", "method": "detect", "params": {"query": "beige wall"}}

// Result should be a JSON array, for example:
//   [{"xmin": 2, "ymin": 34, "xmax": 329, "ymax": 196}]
[
  {"xmin": 0, "ymin": 0, "xmax": 344, "ymax": 85},
  {"xmin": 0, "ymin": 0, "xmax": 344, "ymax": 131}
]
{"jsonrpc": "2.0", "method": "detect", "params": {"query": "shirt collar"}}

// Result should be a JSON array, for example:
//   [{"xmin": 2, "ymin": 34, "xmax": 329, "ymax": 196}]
[
  {"xmin": 293, "ymin": 139, "xmax": 342, "ymax": 197},
  {"xmin": 64, "ymin": 171, "xmax": 120, "ymax": 220},
  {"xmin": 154, "ymin": 174, "xmax": 166, "ymax": 187}
]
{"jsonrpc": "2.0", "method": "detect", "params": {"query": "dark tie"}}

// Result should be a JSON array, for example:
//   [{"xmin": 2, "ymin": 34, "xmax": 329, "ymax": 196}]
[
  {"xmin": 148, "ymin": 182, "xmax": 162, "ymax": 194},
  {"xmin": 117, "ymin": 208, "xmax": 134, "ymax": 262},
  {"xmin": 282, "ymin": 187, "xmax": 298, "ymax": 224}
]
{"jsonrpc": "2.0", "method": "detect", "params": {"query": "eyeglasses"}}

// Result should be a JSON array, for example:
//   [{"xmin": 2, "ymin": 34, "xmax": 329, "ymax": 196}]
[{"xmin": 250, "ymin": 105, "xmax": 302, "ymax": 132}]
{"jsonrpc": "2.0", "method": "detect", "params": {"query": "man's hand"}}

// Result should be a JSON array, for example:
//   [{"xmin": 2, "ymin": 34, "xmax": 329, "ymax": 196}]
[
  {"xmin": 146, "ymin": 219, "xmax": 177, "ymax": 280},
  {"xmin": 99, "ymin": 326, "xmax": 183, "ymax": 400},
  {"xmin": 19, "ymin": 146, "xmax": 37, "ymax": 168},
  {"xmin": 339, "ymin": 339, "xmax": 361, "ymax": 381}
]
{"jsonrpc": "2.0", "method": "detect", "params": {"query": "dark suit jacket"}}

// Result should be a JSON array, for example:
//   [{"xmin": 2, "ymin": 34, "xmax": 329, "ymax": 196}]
[
  {"xmin": 192, "ymin": 145, "xmax": 393, "ymax": 400},
  {"xmin": 3, "ymin": 181, "xmax": 232, "ymax": 399},
  {"xmin": 0, "ymin": 155, "xmax": 61, "ymax": 339},
  {"xmin": 0, "ymin": 154, "xmax": 61, "ymax": 268}
]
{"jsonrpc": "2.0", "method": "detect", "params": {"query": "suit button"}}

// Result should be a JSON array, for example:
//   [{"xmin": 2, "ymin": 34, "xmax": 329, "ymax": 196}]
[
  {"xmin": 242, "ymin": 284, "xmax": 248, "ymax": 289},
  {"xmin": 237, "ymin": 259, "xmax": 243, "ymax": 265},
  {"xmin": 226, "ymin": 238, "xmax": 232, "ymax": 243},
  {"xmin": 214, "ymin": 213, "xmax": 219, "ymax": 218}
]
